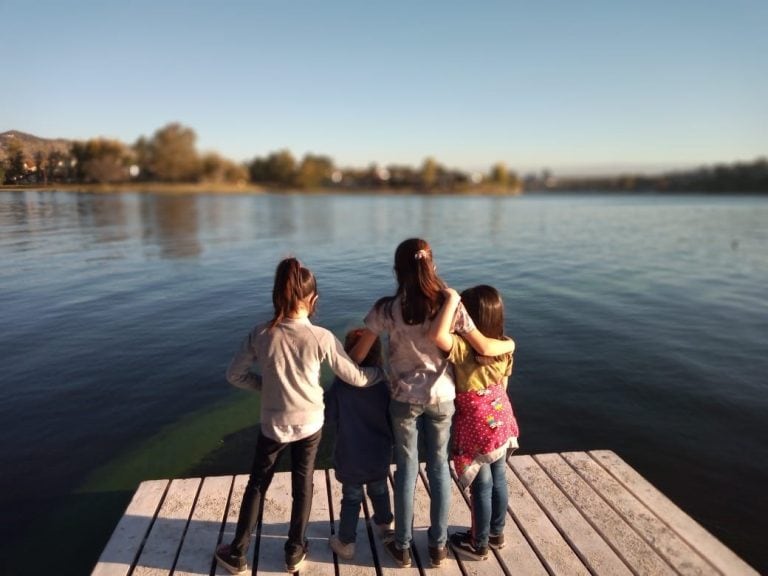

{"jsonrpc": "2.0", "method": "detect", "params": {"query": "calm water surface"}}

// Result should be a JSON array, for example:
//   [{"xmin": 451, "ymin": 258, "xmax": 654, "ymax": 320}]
[{"xmin": 1, "ymin": 191, "xmax": 766, "ymax": 574}]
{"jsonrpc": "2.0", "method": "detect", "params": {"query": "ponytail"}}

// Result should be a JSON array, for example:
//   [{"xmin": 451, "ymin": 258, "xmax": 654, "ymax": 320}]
[
  {"xmin": 270, "ymin": 257, "xmax": 317, "ymax": 329},
  {"xmin": 390, "ymin": 238, "xmax": 445, "ymax": 324}
]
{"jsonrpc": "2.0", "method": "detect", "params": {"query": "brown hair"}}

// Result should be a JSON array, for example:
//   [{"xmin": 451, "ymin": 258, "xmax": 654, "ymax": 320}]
[
  {"xmin": 269, "ymin": 257, "xmax": 317, "ymax": 330},
  {"xmin": 344, "ymin": 328, "xmax": 382, "ymax": 367},
  {"xmin": 460, "ymin": 285, "xmax": 505, "ymax": 339},
  {"xmin": 378, "ymin": 238, "xmax": 446, "ymax": 325}
]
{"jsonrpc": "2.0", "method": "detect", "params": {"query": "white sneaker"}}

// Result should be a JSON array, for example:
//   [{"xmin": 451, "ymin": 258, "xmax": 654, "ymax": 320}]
[{"xmin": 329, "ymin": 535, "xmax": 355, "ymax": 560}]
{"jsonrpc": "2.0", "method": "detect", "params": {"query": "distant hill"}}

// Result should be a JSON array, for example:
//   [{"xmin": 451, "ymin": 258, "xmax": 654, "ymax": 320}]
[{"xmin": 0, "ymin": 130, "xmax": 72, "ymax": 159}]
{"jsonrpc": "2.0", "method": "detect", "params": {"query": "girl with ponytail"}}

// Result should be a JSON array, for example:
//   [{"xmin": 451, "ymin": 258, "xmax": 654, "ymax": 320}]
[
  {"xmin": 215, "ymin": 257, "xmax": 383, "ymax": 575},
  {"xmin": 350, "ymin": 238, "xmax": 515, "ymax": 568}
]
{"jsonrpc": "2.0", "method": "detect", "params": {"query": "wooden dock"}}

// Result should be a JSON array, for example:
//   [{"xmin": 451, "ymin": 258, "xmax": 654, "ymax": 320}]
[{"xmin": 91, "ymin": 450, "xmax": 758, "ymax": 576}]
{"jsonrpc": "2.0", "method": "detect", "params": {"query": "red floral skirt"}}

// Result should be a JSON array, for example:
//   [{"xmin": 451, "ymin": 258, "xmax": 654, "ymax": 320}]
[{"xmin": 452, "ymin": 383, "xmax": 519, "ymax": 487}]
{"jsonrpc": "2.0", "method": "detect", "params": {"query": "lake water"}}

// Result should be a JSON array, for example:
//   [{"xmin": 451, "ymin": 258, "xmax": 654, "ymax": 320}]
[{"xmin": 1, "ymin": 190, "xmax": 766, "ymax": 574}]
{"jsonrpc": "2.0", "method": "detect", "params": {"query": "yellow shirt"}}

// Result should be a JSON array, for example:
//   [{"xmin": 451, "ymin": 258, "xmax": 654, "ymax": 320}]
[{"xmin": 447, "ymin": 334, "xmax": 513, "ymax": 394}]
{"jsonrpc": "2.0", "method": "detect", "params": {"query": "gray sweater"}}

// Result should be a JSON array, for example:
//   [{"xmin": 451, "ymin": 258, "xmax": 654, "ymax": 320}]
[{"xmin": 226, "ymin": 317, "xmax": 383, "ymax": 430}]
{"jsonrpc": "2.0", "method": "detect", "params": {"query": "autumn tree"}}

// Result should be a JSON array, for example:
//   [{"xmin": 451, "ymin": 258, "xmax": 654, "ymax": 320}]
[
  {"xmin": 200, "ymin": 152, "xmax": 248, "ymax": 183},
  {"xmin": 71, "ymin": 138, "xmax": 132, "ymax": 183},
  {"xmin": 295, "ymin": 154, "xmax": 334, "ymax": 188},
  {"xmin": 489, "ymin": 162, "xmax": 509, "ymax": 186},
  {"xmin": 142, "ymin": 123, "xmax": 200, "ymax": 182}
]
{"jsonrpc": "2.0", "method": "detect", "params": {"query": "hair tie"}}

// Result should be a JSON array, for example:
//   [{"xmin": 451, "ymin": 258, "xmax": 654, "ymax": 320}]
[{"xmin": 414, "ymin": 249, "xmax": 429, "ymax": 261}]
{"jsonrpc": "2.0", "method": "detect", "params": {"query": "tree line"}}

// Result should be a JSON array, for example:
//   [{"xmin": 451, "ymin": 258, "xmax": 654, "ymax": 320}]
[
  {"xmin": 4, "ymin": 123, "xmax": 763, "ymax": 192},
  {"xmin": 524, "ymin": 159, "xmax": 768, "ymax": 193},
  {"xmin": 0, "ymin": 123, "xmax": 520, "ymax": 192}
]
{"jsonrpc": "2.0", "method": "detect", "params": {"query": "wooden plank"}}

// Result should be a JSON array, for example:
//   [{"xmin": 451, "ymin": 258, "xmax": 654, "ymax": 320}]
[
  {"xmin": 448, "ymin": 464, "xmax": 548, "ymax": 576},
  {"xmin": 563, "ymin": 452, "xmax": 720, "ymax": 576},
  {"xmin": 590, "ymin": 450, "xmax": 760, "ymax": 576},
  {"xmin": 414, "ymin": 466, "xmax": 463, "ymax": 575},
  {"xmin": 215, "ymin": 474, "xmax": 250, "ymax": 576},
  {"xmin": 299, "ymin": 469, "xmax": 336, "ymax": 576},
  {"xmin": 92, "ymin": 479, "xmax": 169, "ymax": 576},
  {"xmin": 439, "ymin": 467, "xmax": 500, "ymax": 576},
  {"xmin": 536, "ymin": 453, "xmax": 676, "ymax": 576},
  {"xmin": 360, "ymin": 491, "xmax": 390, "ymax": 571},
  {"xmin": 504, "ymin": 455, "xmax": 591, "ymax": 576},
  {"xmin": 510, "ymin": 455, "xmax": 632, "ymax": 575},
  {"xmin": 327, "ymin": 468, "xmax": 378, "ymax": 575},
  {"xmin": 174, "ymin": 475, "xmax": 233, "ymax": 576},
  {"xmin": 252, "ymin": 470, "xmax": 291, "ymax": 574},
  {"xmin": 133, "ymin": 477, "xmax": 201, "ymax": 576},
  {"xmin": 372, "ymin": 465, "xmax": 424, "ymax": 576},
  {"xmin": 94, "ymin": 453, "xmax": 760, "ymax": 576}
]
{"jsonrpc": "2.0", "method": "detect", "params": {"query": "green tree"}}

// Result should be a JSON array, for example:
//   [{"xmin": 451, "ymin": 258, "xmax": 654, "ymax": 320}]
[
  {"xmin": 4, "ymin": 139, "xmax": 27, "ymax": 183},
  {"xmin": 46, "ymin": 148, "xmax": 69, "ymax": 182},
  {"xmin": 249, "ymin": 149, "xmax": 297, "ymax": 185}
]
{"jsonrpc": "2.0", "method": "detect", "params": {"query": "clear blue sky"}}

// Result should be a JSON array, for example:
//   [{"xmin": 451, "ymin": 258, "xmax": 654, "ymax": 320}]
[{"xmin": 2, "ymin": 0, "xmax": 766, "ymax": 175}]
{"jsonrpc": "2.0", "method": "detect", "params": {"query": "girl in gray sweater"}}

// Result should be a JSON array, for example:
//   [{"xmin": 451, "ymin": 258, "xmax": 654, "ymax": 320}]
[{"xmin": 215, "ymin": 258, "xmax": 383, "ymax": 575}]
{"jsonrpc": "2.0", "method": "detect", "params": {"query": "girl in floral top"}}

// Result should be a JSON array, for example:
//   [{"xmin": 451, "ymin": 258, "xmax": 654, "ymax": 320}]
[{"xmin": 430, "ymin": 285, "xmax": 519, "ymax": 561}]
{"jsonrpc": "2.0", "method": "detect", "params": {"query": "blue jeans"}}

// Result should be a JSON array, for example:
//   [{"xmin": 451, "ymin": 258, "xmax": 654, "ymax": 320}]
[
  {"xmin": 337, "ymin": 478, "xmax": 393, "ymax": 544},
  {"xmin": 469, "ymin": 456, "xmax": 508, "ymax": 547},
  {"xmin": 390, "ymin": 398, "xmax": 455, "ymax": 550}
]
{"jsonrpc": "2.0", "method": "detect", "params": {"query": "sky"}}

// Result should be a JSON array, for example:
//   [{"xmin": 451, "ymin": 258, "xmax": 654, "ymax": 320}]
[{"xmin": 2, "ymin": 0, "xmax": 766, "ymax": 176}]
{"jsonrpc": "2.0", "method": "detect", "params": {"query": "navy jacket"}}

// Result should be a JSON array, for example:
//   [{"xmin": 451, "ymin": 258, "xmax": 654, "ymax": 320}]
[{"xmin": 324, "ymin": 376, "xmax": 393, "ymax": 485}]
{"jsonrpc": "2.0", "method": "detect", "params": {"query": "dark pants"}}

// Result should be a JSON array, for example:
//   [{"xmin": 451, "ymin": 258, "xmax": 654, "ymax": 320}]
[{"xmin": 230, "ymin": 428, "xmax": 322, "ymax": 557}]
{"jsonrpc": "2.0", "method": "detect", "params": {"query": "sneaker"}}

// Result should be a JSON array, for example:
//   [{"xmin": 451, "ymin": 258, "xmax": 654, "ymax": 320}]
[
  {"xmin": 429, "ymin": 545, "xmax": 447, "ymax": 567},
  {"xmin": 489, "ymin": 533, "xmax": 506, "ymax": 549},
  {"xmin": 329, "ymin": 535, "xmax": 355, "ymax": 560},
  {"xmin": 214, "ymin": 543, "xmax": 247, "ymax": 575},
  {"xmin": 383, "ymin": 539, "xmax": 412, "ymax": 567},
  {"xmin": 449, "ymin": 531, "xmax": 489, "ymax": 560},
  {"xmin": 285, "ymin": 539, "xmax": 308, "ymax": 573}
]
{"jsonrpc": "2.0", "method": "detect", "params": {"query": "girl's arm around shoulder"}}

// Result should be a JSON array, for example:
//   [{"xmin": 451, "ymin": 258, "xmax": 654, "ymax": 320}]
[
  {"xmin": 429, "ymin": 288, "xmax": 462, "ymax": 352},
  {"xmin": 322, "ymin": 329, "xmax": 384, "ymax": 387},
  {"xmin": 225, "ymin": 327, "xmax": 264, "ymax": 391},
  {"xmin": 349, "ymin": 328, "xmax": 378, "ymax": 364},
  {"xmin": 463, "ymin": 329, "xmax": 515, "ymax": 357}
]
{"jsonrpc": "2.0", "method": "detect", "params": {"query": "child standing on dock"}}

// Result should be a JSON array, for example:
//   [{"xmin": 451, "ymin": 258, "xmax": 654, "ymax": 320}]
[
  {"xmin": 349, "ymin": 238, "xmax": 516, "ymax": 568},
  {"xmin": 214, "ymin": 257, "xmax": 384, "ymax": 575},
  {"xmin": 429, "ymin": 285, "xmax": 519, "ymax": 561},
  {"xmin": 325, "ymin": 328, "xmax": 394, "ymax": 560}
]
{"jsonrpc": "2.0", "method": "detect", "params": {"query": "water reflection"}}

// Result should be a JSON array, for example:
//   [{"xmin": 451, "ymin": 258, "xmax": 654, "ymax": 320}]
[{"xmin": 140, "ymin": 194, "xmax": 202, "ymax": 258}]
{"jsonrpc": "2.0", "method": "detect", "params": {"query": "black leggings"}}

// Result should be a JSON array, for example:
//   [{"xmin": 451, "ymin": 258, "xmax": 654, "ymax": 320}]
[{"xmin": 230, "ymin": 428, "xmax": 322, "ymax": 556}]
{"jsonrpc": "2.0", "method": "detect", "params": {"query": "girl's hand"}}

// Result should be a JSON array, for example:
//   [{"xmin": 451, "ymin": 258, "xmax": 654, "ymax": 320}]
[{"xmin": 442, "ymin": 287, "xmax": 460, "ymax": 302}]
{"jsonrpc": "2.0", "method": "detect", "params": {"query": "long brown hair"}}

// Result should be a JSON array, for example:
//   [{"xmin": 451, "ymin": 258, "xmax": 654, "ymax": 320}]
[
  {"xmin": 460, "ymin": 285, "xmax": 505, "ymax": 339},
  {"xmin": 377, "ymin": 238, "xmax": 446, "ymax": 325},
  {"xmin": 269, "ymin": 257, "xmax": 317, "ymax": 329}
]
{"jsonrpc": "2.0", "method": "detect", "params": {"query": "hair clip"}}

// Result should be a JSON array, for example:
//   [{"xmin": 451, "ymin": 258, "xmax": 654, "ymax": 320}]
[{"xmin": 414, "ymin": 249, "xmax": 429, "ymax": 260}]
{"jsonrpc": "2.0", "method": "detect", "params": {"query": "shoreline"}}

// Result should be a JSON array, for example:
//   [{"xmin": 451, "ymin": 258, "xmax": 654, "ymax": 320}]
[
  {"xmin": 2, "ymin": 183, "xmax": 766, "ymax": 196},
  {"xmin": 0, "ymin": 182, "xmax": 523, "ymax": 196}
]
